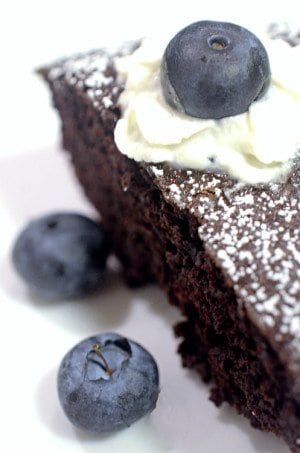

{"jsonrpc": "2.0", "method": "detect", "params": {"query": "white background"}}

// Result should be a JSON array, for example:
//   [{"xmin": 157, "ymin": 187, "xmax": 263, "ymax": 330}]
[{"xmin": 1, "ymin": 1, "xmax": 298, "ymax": 451}]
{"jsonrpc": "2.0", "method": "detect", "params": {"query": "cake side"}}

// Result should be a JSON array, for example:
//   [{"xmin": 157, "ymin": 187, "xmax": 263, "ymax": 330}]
[
  {"xmin": 40, "ymin": 48, "xmax": 300, "ymax": 451},
  {"xmin": 154, "ymin": 159, "xmax": 300, "ymax": 384}
]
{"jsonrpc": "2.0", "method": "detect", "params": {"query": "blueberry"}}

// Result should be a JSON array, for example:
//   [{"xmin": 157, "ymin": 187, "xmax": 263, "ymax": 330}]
[
  {"xmin": 12, "ymin": 212, "xmax": 111, "ymax": 299},
  {"xmin": 161, "ymin": 21, "xmax": 271, "ymax": 119},
  {"xmin": 57, "ymin": 333, "xmax": 159, "ymax": 433}
]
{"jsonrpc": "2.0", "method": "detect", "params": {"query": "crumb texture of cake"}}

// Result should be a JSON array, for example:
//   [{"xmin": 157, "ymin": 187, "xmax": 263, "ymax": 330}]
[{"xmin": 40, "ymin": 43, "xmax": 300, "ymax": 452}]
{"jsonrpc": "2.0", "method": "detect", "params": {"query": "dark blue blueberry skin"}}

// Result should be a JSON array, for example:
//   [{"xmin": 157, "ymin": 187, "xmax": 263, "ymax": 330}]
[
  {"xmin": 161, "ymin": 21, "xmax": 271, "ymax": 119},
  {"xmin": 12, "ymin": 213, "xmax": 111, "ymax": 299},
  {"xmin": 57, "ymin": 333, "xmax": 159, "ymax": 433}
]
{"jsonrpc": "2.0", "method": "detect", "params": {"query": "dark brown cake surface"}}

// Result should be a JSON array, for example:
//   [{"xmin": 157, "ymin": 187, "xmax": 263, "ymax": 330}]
[{"xmin": 41, "ymin": 43, "xmax": 300, "ymax": 451}]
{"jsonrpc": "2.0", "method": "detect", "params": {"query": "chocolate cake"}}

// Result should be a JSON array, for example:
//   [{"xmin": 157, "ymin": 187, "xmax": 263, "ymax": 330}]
[{"xmin": 39, "ymin": 32, "xmax": 300, "ymax": 451}]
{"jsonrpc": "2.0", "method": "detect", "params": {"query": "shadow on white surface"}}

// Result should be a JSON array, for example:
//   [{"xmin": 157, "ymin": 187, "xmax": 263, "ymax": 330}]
[
  {"xmin": 217, "ymin": 404, "xmax": 288, "ymax": 452},
  {"xmin": 0, "ymin": 146, "xmax": 93, "ymax": 225},
  {"xmin": 181, "ymin": 366, "xmax": 289, "ymax": 452},
  {"xmin": 36, "ymin": 368, "xmax": 74, "ymax": 439},
  {"xmin": 11, "ymin": 268, "xmax": 134, "ymax": 329},
  {"xmin": 1, "ymin": 251, "xmax": 179, "ymax": 335}
]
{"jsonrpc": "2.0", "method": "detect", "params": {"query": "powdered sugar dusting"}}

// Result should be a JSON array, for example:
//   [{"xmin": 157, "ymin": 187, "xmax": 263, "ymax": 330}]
[
  {"xmin": 48, "ymin": 52, "xmax": 111, "ymax": 85},
  {"xmin": 150, "ymin": 161, "xmax": 300, "ymax": 384},
  {"xmin": 46, "ymin": 46, "xmax": 136, "ymax": 118},
  {"xmin": 200, "ymin": 174, "xmax": 300, "ymax": 379}
]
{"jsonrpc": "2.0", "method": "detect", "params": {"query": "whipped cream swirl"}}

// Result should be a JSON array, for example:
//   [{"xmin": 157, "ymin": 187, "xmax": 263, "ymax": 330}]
[{"xmin": 114, "ymin": 31, "xmax": 300, "ymax": 184}]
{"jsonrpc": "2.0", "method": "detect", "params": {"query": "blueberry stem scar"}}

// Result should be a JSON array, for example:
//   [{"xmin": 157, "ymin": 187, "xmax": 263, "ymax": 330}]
[{"xmin": 92, "ymin": 343, "xmax": 114, "ymax": 376}]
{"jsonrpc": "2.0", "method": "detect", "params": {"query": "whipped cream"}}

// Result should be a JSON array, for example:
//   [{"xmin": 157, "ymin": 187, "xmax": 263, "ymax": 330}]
[{"xmin": 114, "ymin": 30, "xmax": 300, "ymax": 184}]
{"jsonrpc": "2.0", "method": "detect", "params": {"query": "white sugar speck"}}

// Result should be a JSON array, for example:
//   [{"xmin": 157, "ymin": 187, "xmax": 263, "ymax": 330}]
[
  {"xmin": 103, "ymin": 96, "xmax": 113, "ymax": 108},
  {"xmin": 151, "ymin": 166, "xmax": 164, "ymax": 177}
]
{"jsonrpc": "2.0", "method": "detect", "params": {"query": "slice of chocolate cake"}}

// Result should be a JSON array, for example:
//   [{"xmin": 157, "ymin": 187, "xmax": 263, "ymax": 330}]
[{"xmin": 39, "ymin": 26, "xmax": 300, "ymax": 451}]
